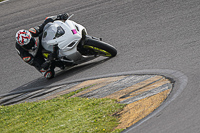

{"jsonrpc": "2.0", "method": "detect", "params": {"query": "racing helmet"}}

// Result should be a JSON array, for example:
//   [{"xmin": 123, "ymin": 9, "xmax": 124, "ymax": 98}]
[{"xmin": 15, "ymin": 30, "xmax": 37, "ymax": 50}]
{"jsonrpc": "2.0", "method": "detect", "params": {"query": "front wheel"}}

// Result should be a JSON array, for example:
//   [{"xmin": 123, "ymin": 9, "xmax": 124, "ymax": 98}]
[{"xmin": 83, "ymin": 36, "xmax": 117, "ymax": 57}]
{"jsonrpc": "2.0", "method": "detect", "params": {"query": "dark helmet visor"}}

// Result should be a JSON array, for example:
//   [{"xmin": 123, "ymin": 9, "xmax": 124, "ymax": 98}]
[{"xmin": 21, "ymin": 38, "xmax": 36, "ymax": 50}]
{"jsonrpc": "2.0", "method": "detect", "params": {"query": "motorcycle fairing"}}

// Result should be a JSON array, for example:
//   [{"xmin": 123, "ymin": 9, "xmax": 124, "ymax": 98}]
[{"xmin": 42, "ymin": 20, "xmax": 87, "ymax": 61}]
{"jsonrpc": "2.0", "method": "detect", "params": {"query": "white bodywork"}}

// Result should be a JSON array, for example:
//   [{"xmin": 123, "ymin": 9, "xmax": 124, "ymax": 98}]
[{"xmin": 42, "ymin": 19, "xmax": 87, "ymax": 61}]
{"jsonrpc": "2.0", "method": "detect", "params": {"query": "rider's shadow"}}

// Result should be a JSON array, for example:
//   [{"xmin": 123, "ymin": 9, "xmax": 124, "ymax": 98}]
[{"xmin": 0, "ymin": 57, "xmax": 111, "ymax": 105}]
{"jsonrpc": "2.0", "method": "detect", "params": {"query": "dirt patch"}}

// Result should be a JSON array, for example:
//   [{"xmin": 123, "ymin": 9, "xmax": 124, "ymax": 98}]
[{"xmin": 115, "ymin": 89, "xmax": 171, "ymax": 129}]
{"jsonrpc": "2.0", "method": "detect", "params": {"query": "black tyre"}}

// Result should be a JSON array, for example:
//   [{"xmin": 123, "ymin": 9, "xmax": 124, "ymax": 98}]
[{"xmin": 83, "ymin": 37, "xmax": 117, "ymax": 57}]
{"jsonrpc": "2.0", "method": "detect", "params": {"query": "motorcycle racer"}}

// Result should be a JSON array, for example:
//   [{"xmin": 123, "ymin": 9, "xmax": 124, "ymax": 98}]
[{"xmin": 15, "ymin": 13, "xmax": 69, "ymax": 79}]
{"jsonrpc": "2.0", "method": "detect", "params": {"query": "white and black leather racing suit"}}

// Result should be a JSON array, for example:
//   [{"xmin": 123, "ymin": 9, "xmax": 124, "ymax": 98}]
[{"xmin": 15, "ymin": 13, "xmax": 68, "ymax": 79}]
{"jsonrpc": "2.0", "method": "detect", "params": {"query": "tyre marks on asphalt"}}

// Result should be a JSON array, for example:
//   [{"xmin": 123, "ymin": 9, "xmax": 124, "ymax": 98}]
[
  {"xmin": 78, "ymin": 75, "xmax": 155, "ymax": 98},
  {"xmin": 71, "ymin": 76, "xmax": 126, "ymax": 98},
  {"xmin": 0, "ymin": 84, "xmax": 77, "ymax": 105},
  {"xmin": 46, "ymin": 76, "xmax": 126, "ymax": 100}
]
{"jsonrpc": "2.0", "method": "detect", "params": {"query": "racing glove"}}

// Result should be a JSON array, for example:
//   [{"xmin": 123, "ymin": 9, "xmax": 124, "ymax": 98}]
[{"xmin": 57, "ymin": 13, "xmax": 69, "ymax": 20}]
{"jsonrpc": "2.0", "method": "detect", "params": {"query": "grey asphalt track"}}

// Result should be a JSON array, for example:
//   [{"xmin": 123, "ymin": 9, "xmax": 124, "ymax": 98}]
[{"xmin": 1, "ymin": 0, "xmax": 200, "ymax": 132}]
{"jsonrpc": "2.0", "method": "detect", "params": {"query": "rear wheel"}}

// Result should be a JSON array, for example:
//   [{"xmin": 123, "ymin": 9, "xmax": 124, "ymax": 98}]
[{"xmin": 83, "ymin": 37, "xmax": 117, "ymax": 57}]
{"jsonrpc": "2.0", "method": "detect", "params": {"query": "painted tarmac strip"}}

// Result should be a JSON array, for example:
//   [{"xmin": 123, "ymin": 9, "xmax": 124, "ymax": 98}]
[{"xmin": 45, "ymin": 74, "xmax": 172, "ymax": 129}]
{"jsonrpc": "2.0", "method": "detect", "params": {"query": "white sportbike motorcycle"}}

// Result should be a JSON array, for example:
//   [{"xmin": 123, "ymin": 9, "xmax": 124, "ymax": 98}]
[{"xmin": 41, "ymin": 14, "xmax": 117, "ymax": 68}]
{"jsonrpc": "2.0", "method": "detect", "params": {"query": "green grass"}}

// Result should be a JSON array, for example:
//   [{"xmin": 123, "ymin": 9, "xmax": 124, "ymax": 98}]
[
  {"xmin": 0, "ymin": 0, "xmax": 5, "ymax": 2},
  {"xmin": 0, "ymin": 88, "xmax": 125, "ymax": 133}
]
